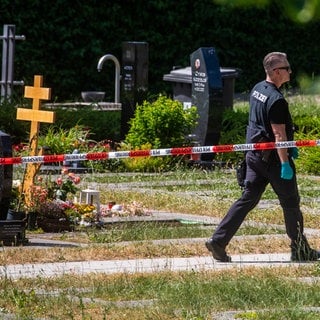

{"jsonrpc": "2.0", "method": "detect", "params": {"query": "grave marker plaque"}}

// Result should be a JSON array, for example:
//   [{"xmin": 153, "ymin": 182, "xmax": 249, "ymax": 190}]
[{"xmin": 0, "ymin": 220, "xmax": 27, "ymax": 245}]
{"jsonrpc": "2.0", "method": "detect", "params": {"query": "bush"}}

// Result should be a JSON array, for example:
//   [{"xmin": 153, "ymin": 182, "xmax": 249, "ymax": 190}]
[
  {"xmin": 125, "ymin": 95, "xmax": 198, "ymax": 149},
  {"xmin": 36, "ymin": 125, "xmax": 119, "ymax": 172},
  {"xmin": 121, "ymin": 95, "xmax": 198, "ymax": 172},
  {"xmin": 292, "ymin": 115, "xmax": 320, "ymax": 175}
]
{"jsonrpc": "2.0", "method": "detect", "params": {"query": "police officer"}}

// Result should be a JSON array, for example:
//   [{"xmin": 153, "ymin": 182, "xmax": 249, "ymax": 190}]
[{"xmin": 206, "ymin": 52, "xmax": 320, "ymax": 262}]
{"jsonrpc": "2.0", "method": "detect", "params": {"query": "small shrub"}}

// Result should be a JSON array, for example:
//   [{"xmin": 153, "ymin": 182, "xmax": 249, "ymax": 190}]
[
  {"xmin": 125, "ymin": 95, "xmax": 198, "ymax": 149},
  {"xmin": 122, "ymin": 95, "xmax": 198, "ymax": 171}
]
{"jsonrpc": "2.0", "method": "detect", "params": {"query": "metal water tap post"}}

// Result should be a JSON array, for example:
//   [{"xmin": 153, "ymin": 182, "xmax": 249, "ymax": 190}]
[{"xmin": 97, "ymin": 54, "xmax": 120, "ymax": 103}]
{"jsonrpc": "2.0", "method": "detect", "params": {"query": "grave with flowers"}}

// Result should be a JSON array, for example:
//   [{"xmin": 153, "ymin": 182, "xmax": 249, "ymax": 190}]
[
  {"xmin": 27, "ymin": 167, "xmax": 93, "ymax": 232},
  {"xmin": 2, "ymin": 75, "xmax": 102, "ymax": 241},
  {"xmin": 2, "ymin": 75, "xmax": 151, "ymax": 243},
  {"xmin": 11, "ymin": 167, "xmax": 101, "ymax": 233}
]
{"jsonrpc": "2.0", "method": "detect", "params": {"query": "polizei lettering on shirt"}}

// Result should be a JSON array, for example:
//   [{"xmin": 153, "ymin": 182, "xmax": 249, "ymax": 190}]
[{"xmin": 252, "ymin": 90, "xmax": 267, "ymax": 103}]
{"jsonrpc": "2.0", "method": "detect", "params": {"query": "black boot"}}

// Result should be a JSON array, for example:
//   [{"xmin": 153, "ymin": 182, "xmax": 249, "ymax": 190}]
[
  {"xmin": 291, "ymin": 236, "xmax": 320, "ymax": 262},
  {"xmin": 205, "ymin": 238, "xmax": 231, "ymax": 262}
]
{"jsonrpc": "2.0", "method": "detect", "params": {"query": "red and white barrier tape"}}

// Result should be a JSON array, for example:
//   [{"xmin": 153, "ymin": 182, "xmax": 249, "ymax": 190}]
[{"xmin": 1, "ymin": 139, "xmax": 319, "ymax": 166}]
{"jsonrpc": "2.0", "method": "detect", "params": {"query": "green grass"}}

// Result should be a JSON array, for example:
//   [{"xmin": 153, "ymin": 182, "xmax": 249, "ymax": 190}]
[
  {"xmin": 1, "ymin": 268, "xmax": 320, "ymax": 319},
  {"xmin": 8, "ymin": 162, "xmax": 320, "ymax": 319},
  {"xmin": 85, "ymin": 222, "xmax": 284, "ymax": 243},
  {"xmin": 91, "ymin": 222, "xmax": 210, "ymax": 242}
]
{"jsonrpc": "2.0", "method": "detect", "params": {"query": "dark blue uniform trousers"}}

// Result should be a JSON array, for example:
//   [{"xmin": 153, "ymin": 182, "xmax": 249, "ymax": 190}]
[{"xmin": 212, "ymin": 151, "xmax": 304, "ymax": 248}]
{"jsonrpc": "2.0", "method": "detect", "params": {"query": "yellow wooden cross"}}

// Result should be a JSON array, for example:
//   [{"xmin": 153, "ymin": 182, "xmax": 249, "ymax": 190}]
[{"xmin": 16, "ymin": 75, "xmax": 55, "ymax": 208}]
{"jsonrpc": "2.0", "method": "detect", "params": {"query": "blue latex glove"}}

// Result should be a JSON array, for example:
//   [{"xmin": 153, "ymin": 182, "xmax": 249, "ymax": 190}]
[
  {"xmin": 291, "ymin": 147, "xmax": 299, "ymax": 160},
  {"xmin": 281, "ymin": 161, "xmax": 293, "ymax": 180}
]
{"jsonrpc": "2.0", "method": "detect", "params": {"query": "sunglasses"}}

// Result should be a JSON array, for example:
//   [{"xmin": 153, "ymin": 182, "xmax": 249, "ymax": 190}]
[{"xmin": 273, "ymin": 66, "xmax": 291, "ymax": 72}]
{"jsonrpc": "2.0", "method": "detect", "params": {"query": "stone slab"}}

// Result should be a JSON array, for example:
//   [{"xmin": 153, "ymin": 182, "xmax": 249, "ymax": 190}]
[{"xmin": 0, "ymin": 252, "xmax": 304, "ymax": 280}]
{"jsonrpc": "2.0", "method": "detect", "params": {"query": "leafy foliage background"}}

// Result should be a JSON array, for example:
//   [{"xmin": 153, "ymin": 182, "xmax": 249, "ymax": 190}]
[{"xmin": 0, "ymin": 1, "xmax": 319, "ymax": 100}]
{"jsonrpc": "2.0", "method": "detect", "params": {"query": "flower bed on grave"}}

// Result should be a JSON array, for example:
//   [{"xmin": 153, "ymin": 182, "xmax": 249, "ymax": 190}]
[
  {"xmin": 11, "ymin": 166, "xmax": 152, "ymax": 232},
  {"xmin": 100, "ymin": 201, "xmax": 152, "ymax": 218},
  {"xmin": 11, "ymin": 167, "xmax": 90, "ymax": 232}
]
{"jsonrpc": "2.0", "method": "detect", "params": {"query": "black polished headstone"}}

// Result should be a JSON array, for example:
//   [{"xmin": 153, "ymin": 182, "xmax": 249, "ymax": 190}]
[
  {"xmin": 0, "ymin": 131, "xmax": 13, "ymax": 220},
  {"xmin": 190, "ymin": 47, "xmax": 223, "ymax": 160},
  {"xmin": 121, "ymin": 41, "xmax": 149, "ymax": 139}
]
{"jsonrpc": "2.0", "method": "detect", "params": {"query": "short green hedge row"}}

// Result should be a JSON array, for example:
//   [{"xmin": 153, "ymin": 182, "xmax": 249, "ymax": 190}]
[{"xmin": 217, "ymin": 97, "xmax": 320, "ymax": 175}]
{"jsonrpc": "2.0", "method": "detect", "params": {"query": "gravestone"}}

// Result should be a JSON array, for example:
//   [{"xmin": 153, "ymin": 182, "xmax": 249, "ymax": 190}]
[
  {"xmin": 0, "ymin": 131, "xmax": 13, "ymax": 220},
  {"xmin": 0, "ymin": 131, "xmax": 28, "ymax": 245},
  {"xmin": 121, "ymin": 41, "xmax": 148, "ymax": 139},
  {"xmin": 163, "ymin": 48, "xmax": 239, "ymax": 160},
  {"xmin": 190, "ymin": 47, "xmax": 223, "ymax": 161}
]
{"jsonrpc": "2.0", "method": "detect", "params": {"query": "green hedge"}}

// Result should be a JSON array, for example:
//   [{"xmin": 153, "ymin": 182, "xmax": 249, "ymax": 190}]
[
  {"xmin": 48, "ymin": 107, "xmax": 121, "ymax": 142},
  {"xmin": 217, "ymin": 98, "xmax": 320, "ymax": 175},
  {"xmin": 0, "ymin": 100, "xmax": 121, "ymax": 145},
  {"xmin": 0, "ymin": 1, "xmax": 319, "ymax": 100}
]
